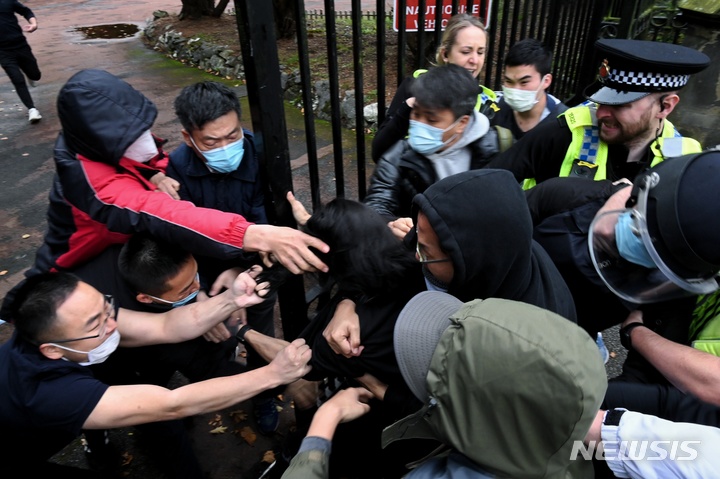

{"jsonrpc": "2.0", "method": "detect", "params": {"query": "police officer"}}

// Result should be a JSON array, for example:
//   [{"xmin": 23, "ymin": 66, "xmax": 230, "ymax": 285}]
[
  {"xmin": 526, "ymin": 151, "xmax": 720, "ymax": 426},
  {"xmin": 488, "ymin": 39, "xmax": 710, "ymax": 187}
]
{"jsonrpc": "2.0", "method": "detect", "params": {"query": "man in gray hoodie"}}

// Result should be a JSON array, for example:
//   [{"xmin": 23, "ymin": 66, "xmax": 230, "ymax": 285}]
[{"xmin": 364, "ymin": 64, "xmax": 498, "ymax": 238}]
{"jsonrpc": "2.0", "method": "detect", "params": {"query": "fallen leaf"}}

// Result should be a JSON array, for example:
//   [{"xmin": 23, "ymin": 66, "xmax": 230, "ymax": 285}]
[
  {"xmin": 239, "ymin": 426, "xmax": 257, "ymax": 446},
  {"xmin": 209, "ymin": 426, "xmax": 228, "ymax": 434},
  {"xmin": 208, "ymin": 413, "xmax": 223, "ymax": 427},
  {"xmin": 121, "ymin": 451, "xmax": 133, "ymax": 466},
  {"xmin": 0, "ymin": 271, "xmax": 7, "ymax": 276},
  {"xmin": 262, "ymin": 450, "xmax": 275, "ymax": 463},
  {"xmin": 229, "ymin": 409, "xmax": 248, "ymax": 422},
  {"xmin": 22, "ymin": 234, "xmax": 30, "ymax": 239}
]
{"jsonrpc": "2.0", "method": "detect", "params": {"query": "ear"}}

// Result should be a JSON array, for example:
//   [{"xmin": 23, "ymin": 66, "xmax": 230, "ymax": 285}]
[
  {"xmin": 657, "ymin": 94, "xmax": 679, "ymax": 119},
  {"xmin": 38, "ymin": 343, "xmax": 65, "ymax": 360},
  {"xmin": 455, "ymin": 115, "xmax": 471, "ymax": 133},
  {"xmin": 541, "ymin": 73, "xmax": 552, "ymax": 89},
  {"xmin": 181, "ymin": 129, "xmax": 193, "ymax": 148},
  {"xmin": 135, "ymin": 293, "xmax": 154, "ymax": 304}
]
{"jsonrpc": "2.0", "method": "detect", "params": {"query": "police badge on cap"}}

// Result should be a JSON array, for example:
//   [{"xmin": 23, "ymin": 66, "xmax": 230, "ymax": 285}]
[{"xmin": 583, "ymin": 39, "xmax": 709, "ymax": 105}]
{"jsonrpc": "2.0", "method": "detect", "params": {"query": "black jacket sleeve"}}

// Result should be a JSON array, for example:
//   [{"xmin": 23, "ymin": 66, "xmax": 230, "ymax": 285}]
[
  {"xmin": 486, "ymin": 116, "xmax": 573, "ymax": 184},
  {"xmin": 525, "ymin": 177, "xmax": 628, "ymax": 226},
  {"xmin": 371, "ymin": 77, "xmax": 414, "ymax": 163},
  {"xmin": 363, "ymin": 141, "xmax": 407, "ymax": 220}
]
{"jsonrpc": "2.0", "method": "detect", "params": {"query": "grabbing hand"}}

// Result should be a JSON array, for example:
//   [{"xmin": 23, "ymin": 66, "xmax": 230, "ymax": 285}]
[
  {"xmin": 323, "ymin": 299, "xmax": 363, "ymax": 357},
  {"xmin": 354, "ymin": 373, "xmax": 388, "ymax": 401},
  {"xmin": 306, "ymin": 387, "xmax": 373, "ymax": 440},
  {"xmin": 230, "ymin": 268, "xmax": 266, "ymax": 309},
  {"xmin": 243, "ymin": 224, "xmax": 329, "ymax": 274},
  {"xmin": 268, "ymin": 338, "xmax": 313, "ymax": 384},
  {"xmin": 321, "ymin": 387, "xmax": 373, "ymax": 424},
  {"xmin": 388, "ymin": 217, "xmax": 413, "ymax": 241},
  {"xmin": 286, "ymin": 191, "xmax": 312, "ymax": 226},
  {"xmin": 208, "ymin": 267, "xmax": 244, "ymax": 296},
  {"xmin": 150, "ymin": 172, "xmax": 181, "ymax": 200},
  {"xmin": 203, "ymin": 322, "xmax": 231, "ymax": 343}
]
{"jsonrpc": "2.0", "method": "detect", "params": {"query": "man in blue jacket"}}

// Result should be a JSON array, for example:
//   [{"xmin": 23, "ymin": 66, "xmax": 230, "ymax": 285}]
[{"xmin": 167, "ymin": 81, "xmax": 280, "ymax": 434}]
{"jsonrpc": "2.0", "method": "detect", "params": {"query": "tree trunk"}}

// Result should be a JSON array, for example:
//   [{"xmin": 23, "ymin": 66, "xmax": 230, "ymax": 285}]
[
  {"xmin": 272, "ymin": 0, "xmax": 297, "ymax": 39},
  {"xmin": 211, "ymin": 0, "xmax": 230, "ymax": 17},
  {"xmin": 179, "ymin": 0, "xmax": 214, "ymax": 20}
]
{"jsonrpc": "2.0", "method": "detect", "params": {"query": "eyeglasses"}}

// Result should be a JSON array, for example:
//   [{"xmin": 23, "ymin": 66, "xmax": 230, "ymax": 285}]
[
  {"xmin": 416, "ymin": 240, "xmax": 451, "ymax": 264},
  {"xmin": 46, "ymin": 295, "xmax": 115, "ymax": 344}
]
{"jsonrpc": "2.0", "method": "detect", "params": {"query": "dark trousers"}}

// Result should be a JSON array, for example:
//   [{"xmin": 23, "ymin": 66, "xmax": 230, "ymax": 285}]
[{"xmin": 0, "ymin": 42, "xmax": 41, "ymax": 109}]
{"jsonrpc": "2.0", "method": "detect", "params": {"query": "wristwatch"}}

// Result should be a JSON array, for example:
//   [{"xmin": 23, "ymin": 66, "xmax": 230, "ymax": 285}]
[
  {"xmin": 235, "ymin": 324, "xmax": 253, "ymax": 344},
  {"xmin": 620, "ymin": 322, "xmax": 648, "ymax": 351}
]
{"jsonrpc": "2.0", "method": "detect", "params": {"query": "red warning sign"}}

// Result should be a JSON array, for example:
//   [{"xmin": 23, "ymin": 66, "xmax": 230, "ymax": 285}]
[{"xmin": 393, "ymin": 0, "xmax": 493, "ymax": 32}]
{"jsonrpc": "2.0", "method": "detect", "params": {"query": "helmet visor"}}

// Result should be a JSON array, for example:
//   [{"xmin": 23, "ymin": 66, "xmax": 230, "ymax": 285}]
[{"xmin": 589, "ymin": 184, "xmax": 719, "ymax": 304}]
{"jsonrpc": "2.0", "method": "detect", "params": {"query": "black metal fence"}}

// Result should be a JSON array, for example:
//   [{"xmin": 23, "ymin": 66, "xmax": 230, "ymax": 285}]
[{"xmin": 231, "ymin": 0, "xmax": 673, "ymax": 335}]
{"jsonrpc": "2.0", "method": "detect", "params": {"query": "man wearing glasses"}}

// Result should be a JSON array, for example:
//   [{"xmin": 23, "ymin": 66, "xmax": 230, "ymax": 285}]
[
  {"xmin": 0, "ymin": 270, "xmax": 312, "ymax": 476},
  {"xmin": 322, "ymin": 169, "xmax": 576, "ymax": 359}
]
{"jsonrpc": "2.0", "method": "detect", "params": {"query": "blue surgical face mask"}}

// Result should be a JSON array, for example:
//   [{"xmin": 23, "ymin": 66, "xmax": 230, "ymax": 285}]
[
  {"xmin": 408, "ymin": 118, "xmax": 461, "ymax": 155},
  {"xmin": 615, "ymin": 211, "xmax": 656, "ymax": 268},
  {"xmin": 147, "ymin": 288, "xmax": 199, "ymax": 308},
  {"xmin": 191, "ymin": 135, "xmax": 244, "ymax": 173}
]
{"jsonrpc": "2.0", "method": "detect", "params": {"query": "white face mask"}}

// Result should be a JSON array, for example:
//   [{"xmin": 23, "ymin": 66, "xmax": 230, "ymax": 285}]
[
  {"xmin": 52, "ymin": 330, "xmax": 121, "ymax": 366},
  {"xmin": 123, "ymin": 130, "xmax": 159, "ymax": 163},
  {"xmin": 502, "ymin": 76, "xmax": 547, "ymax": 113}
]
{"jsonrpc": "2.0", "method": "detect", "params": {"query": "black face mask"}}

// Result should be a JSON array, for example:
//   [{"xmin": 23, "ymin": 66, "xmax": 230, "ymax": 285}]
[{"xmin": 422, "ymin": 265, "xmax": 451, "ymax": 292}]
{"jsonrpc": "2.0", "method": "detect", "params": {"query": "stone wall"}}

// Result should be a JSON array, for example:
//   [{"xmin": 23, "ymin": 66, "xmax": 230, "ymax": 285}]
[{"xmin": 143, "ymin": 12, "xmax": 379, "ymax": 130}]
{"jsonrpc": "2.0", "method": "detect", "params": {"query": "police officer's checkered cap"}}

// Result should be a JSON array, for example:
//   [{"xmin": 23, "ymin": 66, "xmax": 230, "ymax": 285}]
[{"xmin": 605, "ymin": 68, "xmax": 689, "ymax": 90}]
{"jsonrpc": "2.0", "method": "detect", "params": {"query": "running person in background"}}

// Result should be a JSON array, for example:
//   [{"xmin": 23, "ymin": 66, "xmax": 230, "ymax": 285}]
[{"xmin": 0, "ymin": 0, "xmax": 42, "ymax": 123}]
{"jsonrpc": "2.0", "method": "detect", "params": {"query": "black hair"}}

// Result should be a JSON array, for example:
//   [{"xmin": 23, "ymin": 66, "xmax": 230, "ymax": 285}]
[
  {"xmin": 13, "ymin": 272, "xmax": 80, "ymax": 344},
  {"xmin": 118, "ymin": 234, "xmax": 193, "ymax": 296},
  {"xmin": 173, "ymin": 81, "xmax": 242, "ymax": 133},
  {"xmin": 411, "ymin": 64, "xmax": 480, "ymax": 119},
  {"xmin": 302, "ymin": 198, "xmax": 417, "ymax": 297},
  {"xmin": 504, "ymin": 39, "xmax": 553, "ymax": 77}
]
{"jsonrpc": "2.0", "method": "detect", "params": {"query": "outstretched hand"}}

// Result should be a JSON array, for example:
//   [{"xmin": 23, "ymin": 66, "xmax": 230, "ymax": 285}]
[
  {"xmin": 242, "ymin": 224, "xmax": 329, "ymax": 274},
  {"xmin": 306, "ymin": 387, "xmax": 373, "ymax": 441},
  {"xmin": 286, "ymin": 191, "xmax": 312, "ymax": 226}
]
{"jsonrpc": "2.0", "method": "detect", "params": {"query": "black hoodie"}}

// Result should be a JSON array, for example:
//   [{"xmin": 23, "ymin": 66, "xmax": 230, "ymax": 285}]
[{"xmin": 413, "ymin": 169, "xmax": 577, "ymax": 322}]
